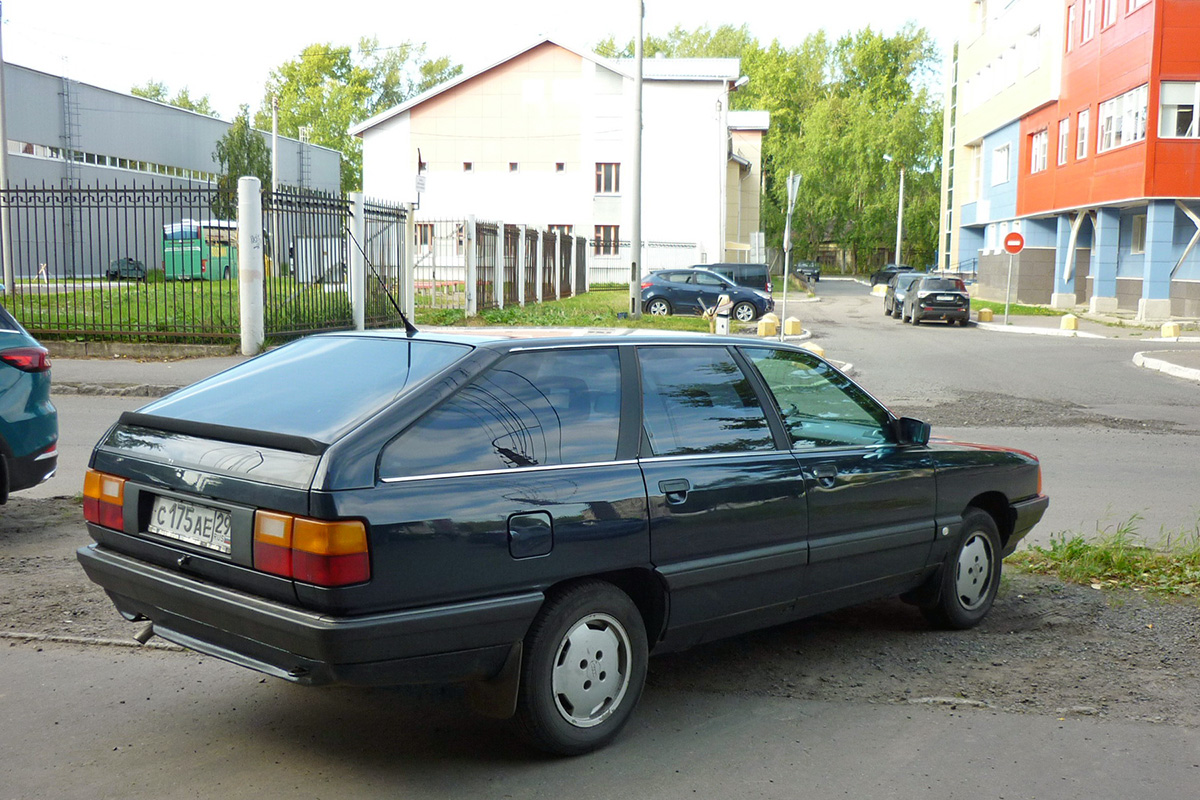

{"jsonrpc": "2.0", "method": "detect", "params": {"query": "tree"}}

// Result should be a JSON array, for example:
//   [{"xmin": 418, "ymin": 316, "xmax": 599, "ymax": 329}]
[
  {"xmin": 131, "ymin": 80, "xmax": 218, "ymax": 117},
  {"xmin": 254, "ymin": 38, "xmax": 462, "ymax": 194},
  {"xmin": 212, "ymin": 106, "xmax": 271, "ymax": 219}
]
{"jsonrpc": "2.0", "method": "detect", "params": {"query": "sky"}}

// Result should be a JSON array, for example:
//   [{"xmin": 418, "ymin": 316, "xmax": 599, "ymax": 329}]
[{"xmin": 2, "ymin": 0, "xmax": 961, "ymax": 120}]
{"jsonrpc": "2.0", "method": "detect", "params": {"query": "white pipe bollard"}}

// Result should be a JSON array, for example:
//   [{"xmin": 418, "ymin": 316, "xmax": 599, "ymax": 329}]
[
  {"xmin": 349, "ymin": 192, "xmax": 366, "ymax": 330},
  {"xmin": 237, "ymin": 176, "xmax": 264, "ymax": 355}
]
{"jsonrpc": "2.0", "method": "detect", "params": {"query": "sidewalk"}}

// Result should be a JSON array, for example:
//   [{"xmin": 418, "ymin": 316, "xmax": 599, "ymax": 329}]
[{"xmin": 51, "ymin": 354, "xmax": 247, "ymax": 395}]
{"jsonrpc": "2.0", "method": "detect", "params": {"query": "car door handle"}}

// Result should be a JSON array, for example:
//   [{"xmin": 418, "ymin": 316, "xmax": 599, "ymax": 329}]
[
  {"xmin": 658, "ymin": 478, "xmax": 691, "ymax": 505},
  {"xmin": 808, "ymin": 464, "xmax": 838, "ymax": 486}
]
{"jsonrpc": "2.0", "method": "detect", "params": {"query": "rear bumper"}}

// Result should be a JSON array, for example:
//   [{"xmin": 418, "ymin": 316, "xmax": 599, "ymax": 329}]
[
  {"xmin": 1004, "ymin": 494, "xmax": 1050, "ymax": 556},
  {"xmin": 917, "ymin": 306, "xmax": 969, "ymax": 322},
  {"xmin": 5, "ymin": 445, "xmax": 57, "ymax": 494},
  {"xmin": 77, "ymin": 543, "xmax": 543, "ymax": 687}
]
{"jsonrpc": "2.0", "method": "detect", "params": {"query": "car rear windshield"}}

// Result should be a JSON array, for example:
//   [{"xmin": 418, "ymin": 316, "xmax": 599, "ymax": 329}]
[
  {"xmin": 137, "ymin": 336, "xmax": 470, "ymax": 443},
  {"xmin": 921, "ymin": 278, "xmax": 966, "ymax": 291}
]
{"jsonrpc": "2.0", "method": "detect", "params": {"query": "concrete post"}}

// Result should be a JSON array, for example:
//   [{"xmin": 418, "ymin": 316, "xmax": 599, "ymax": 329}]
[
  {"xmin": 517, "ymin": 226, "xmax": 526, "ymax": 307},
  {"xmin": 568, "ymin": 233, "xmax": 577, "ymax": 297},
  {"xmin": 495, "ymin": 220, "xmax": 504, "ymax": 310},
  {"xmin": 1138, "ymin": 200, "xmax": 1175, "ymax": 321},
  {"xmin": 553, "ymin": 231, "xmax": 561, "ymax": 300},
  {"xmin": 237, "ymin": 177, "xmax": 265, "ymax": 355},
  {"xmin": 1090, "ymin": 208, "xmax": 1120, "ymax": 313},
  {"xmin": 349, "ymin": 192, "xmax": 366, "ymax": 330},
  {"xmin": 465, "ymin": 216, "xmax": 477, "ymax": 317},
  {"xmin": 535, "ymin": 230, "xmax": 544, "ymax": 304},
  {"xmin": 404, "ymin": 203, "xmax": 415, "ymax": 321},
  {"xmin": 1051, "ymin": 214, "xmax": 1077, "ymax": 309}
]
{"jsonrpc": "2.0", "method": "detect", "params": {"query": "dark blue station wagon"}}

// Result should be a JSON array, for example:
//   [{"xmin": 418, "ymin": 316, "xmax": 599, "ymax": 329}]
[{"xmin": 79, "ymin": 331, "xmax": 1048, "ymax": 755}]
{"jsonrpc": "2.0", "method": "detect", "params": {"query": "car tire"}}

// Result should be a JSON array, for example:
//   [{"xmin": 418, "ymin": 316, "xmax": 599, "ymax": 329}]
[
  {"xmin": 922, "ymin": 509, "xmax": 1002, "ymax": 630},
  {"xmin": 646, "ymin": 298, "xmax": 671, "ymax": 316},
  {"xmin": 516, "ymin": 581, "xmax": 648, "ymax": 756},
  {"xmin": 732, "ymin": 301, "xmax": 757, "ymax": 322},
  {"xmin": 911, "ymin": 309, "xmax": 921, "ymax": 325},
  {"xmin": 884, "ymin": 300, "xmax": 892, "ymax": 316}
]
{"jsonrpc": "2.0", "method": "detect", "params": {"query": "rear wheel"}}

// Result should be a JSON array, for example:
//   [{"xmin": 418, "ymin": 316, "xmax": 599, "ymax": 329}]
[
  {"xmin": 516, "ymin": 581, "xmax": 648, "ymax": 755},
  {"xmin": 922, "ymin": 509, "xmax": 1002, "ymax": 629},
  {"xmin": 732, "ymin": 301, "xmax": 757, "ymax": 322},
  {"xmin": 646, "ymin": 298, "xmax": 671, "ymax": 316},
  {"xmin": 910, "ymin": 309, "xmax": 921, "ymax": 325}
]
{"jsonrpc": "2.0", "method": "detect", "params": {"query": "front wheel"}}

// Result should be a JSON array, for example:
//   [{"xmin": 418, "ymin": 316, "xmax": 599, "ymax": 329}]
[
  {"xmin": 910, "ymin": 309, "xmax": 921, "ymax": 325},
  {"xmin": 732, "ymin": 301, "xmax": 757, "ymax": 322},
  {"xmin": 922, "ymin": 509, "xmax": 1002, "ymax": 629},
  {"xmin": 516, "ymin": 581, "xmax": 648, "ymax": 755},
  {"xmin": 646, "ymin": 298, "xmax": 671, "ymax": 316}
]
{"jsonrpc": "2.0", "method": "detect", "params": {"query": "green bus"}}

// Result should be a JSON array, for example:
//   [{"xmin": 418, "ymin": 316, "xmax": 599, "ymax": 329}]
[{"xmin": 162, "ymin": 219, "xmax": 237, "ymax": 280}]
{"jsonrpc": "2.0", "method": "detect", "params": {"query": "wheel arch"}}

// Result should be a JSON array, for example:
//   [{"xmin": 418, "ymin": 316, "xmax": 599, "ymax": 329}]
[
  {"xmin": 965, "ymin": 492, "xmax": 1015, "ymax": 549},
  {"xmin": 544, "ymin": 568, "xmax": 667, "ymax": 648}
]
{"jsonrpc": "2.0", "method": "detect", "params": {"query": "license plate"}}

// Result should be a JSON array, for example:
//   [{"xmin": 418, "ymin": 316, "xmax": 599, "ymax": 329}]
[
  {"xmin": 148, "ymin": 496, "xmax": 232, "ymax": 554},
  {"xmin": 937, "ymin": 294, "xmax": 957, "ymax": 301}
]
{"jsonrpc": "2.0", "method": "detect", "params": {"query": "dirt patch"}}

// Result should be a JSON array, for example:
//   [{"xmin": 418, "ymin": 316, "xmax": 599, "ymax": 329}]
[{"xmin": 5, "ymin": 496, "xmax": 1199, "ymax": 727}]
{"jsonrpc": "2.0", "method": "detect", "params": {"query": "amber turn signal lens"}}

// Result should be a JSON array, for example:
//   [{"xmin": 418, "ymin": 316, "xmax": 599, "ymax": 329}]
[{"xmin": 83, "ymin": 469, "xmax": 125, "ymax": 530}]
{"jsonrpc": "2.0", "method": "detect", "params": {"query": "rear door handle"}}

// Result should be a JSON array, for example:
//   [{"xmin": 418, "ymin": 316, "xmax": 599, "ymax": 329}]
[
  {"xmin": 658, "ymin": 478, "xmax": 691, "ymax": 505},
  {"xmin": 808, "ymin": 464, "xmax": 838, "ymax": 487}
]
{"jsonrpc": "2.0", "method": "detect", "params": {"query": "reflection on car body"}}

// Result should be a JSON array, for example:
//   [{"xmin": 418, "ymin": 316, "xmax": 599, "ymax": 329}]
[{"xmin": 79, "ymin": 330, "xmax": 1048, "ymax": 755}]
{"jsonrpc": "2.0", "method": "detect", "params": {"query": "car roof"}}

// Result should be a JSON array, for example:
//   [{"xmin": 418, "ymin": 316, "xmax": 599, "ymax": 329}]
[{"xmin": 315, "ymin": 328, "xmax": 796, "ymax": 354}]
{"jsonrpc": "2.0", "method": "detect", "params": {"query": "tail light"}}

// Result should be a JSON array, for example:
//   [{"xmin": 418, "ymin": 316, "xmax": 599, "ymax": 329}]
[
  {"xmin": 83, "ymin": 469, "xmax": 125, "ymax": 530},
  {"xmin": 640, "ymin": 281, "xmax": 652, "ymax": 290},
  {"xmin": 1, "ymin": 346, "xmax": 51, "ymax": 373},
  {"xmin": 254, "ymin": 511, "xmax": 369, "ymax": 587}
]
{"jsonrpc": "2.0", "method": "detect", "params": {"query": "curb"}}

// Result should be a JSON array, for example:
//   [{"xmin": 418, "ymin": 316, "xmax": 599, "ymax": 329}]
[
  {"xmin": 54, "ymin": 383, "xmax": 183, "ymax": 397},
  {"xmin": 975, "ymin": 321, "xmax": 1106, "ymax": 339},
  {"xmin": 1132, "ymin": 351, "xmax": 1200, "ymax": 384}
]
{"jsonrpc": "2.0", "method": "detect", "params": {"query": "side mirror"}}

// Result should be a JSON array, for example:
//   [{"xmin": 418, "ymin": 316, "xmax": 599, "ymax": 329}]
[{"xmin": 895, "ymin": 417, "xmax": 931, "ymax": 446}]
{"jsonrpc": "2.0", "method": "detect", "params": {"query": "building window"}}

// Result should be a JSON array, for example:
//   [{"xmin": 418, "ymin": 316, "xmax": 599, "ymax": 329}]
[
  {"xmin": 548, "ymin": 224, "xmax": 573, "ymax": 238},
  {"xmin": 555, "ymin": 162, "xmax": 566, "ymax": 172},
  {"xmin": 414, "ymin": 223, "xmax": 434, "ymax": 252},
  {"xmin": 1097, "ymin": 84, "xmax": 1148, "ymax": 152},
  {"xmin": 1030, "ymin": 130, "xmax": 1049, "ymax": 173},
  {"xmin": 463, "ymin": 162, "xmax": 473, "ymax": 172},
  {"xmin": 1159, "ymin": 81, "xmax": 1199, "ymax": 138},
  {"xmin": 1103, "ymin": 0, "xmax": 1118, "ymax": 26},
  {"xmin": 595, "ymin": 162, "xmax": 620, "ymax": 194},
  {"xmin": 1022, "ymin": 27, "xmax": 1042, "ymax": 74},
  {"xmin": 991, "ymin": 144, "xmax": 1011, "ymax": 185},
  {"xmin": 1082, "ymin": 0, "xmax": 1096, "ymax": 41},
  {"xmin": 1058, "ymin": 118, "xmax": 1070, "ymax": 165},
  {"xmin": 970, "ymin": 146, "xmax": 983, "ymax": 200},
  {"xmin": 1067, "ymin": 4, "xmax": 1077, "ymax": 51},
  {"xmin": 509, "ymin": 162, "xmax": 519, "ymax": 172},
  {"xmin": 594, "ymin": 225, "xmax": 620, "ymax": 256},
  {"xmin": 1131, "ymin": 214, "xmax": 1146, "ymax": 254},
  {"xmin": 1128, "ymin": 0, "xmax": 1150, "ymax": 11},
  {"xmin": 1077, "ymin": 109, "xmax": 1090, "ymax": 158}
]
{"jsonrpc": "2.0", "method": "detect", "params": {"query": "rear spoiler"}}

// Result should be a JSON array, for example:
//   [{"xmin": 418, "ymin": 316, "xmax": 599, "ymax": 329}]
[{"xmin": 118, "ymin": 412, "xmax": 328, "ymax": 457}]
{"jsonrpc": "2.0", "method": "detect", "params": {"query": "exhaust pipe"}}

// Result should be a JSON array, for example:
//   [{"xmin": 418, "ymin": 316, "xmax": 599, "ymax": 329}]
[{"xmin": 133, "ymin": 622, "xmax": 156, "ymax": 645}]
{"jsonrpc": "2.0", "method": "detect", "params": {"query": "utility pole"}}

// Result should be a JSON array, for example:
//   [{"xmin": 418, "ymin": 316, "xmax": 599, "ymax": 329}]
[
  {"xmin": 271, "ymin": 95, "xmax": 279, "ymax": 193},
  {"xmin": 629, "ymin": 0, "xmax": 644, "ymax": 318},
  {"xmin": 0, "ymin": 2, "xmax": 14, "ymax": 295}
]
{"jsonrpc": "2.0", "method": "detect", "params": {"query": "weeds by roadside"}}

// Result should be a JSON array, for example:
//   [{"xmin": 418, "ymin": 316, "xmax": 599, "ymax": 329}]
[
  {"xmin": 415, "ymin": 287, "xmax": 711, "ymax": 331},
  {"xmin": 1009, "ymin": 514, "xmax": 1200, "ymax": 597},
  {"xmin": 971, "ymin": 299, "xmax": 1067, "ymax": 317}
]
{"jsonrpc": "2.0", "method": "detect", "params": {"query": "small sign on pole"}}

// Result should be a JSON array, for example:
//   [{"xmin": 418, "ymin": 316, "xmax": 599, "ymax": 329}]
[{"xmin": 1002, "ymin": 232, "xmax": 1024, "ymax": 324}]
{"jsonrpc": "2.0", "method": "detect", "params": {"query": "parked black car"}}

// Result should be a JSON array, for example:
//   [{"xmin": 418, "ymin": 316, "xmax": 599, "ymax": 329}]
[
  {"xmin": 871, "ymin": 263, "xmax": 913, "ymax": 286},
  {"xmin": 641, "ymin": 268, "xmax": 773, "ymax": 322},
  {"xmin": 794, "ymin": 261, "xmax": 821, "ymax": 282},
  {"xmin": 904, "ymin": 275, "xmax": 972, "ymax": 326},
  {"xmin": 106, "ymin": 257, "xmax": 147, "ymax": 281},
  {"xmin": 703, "ymin": 262, "xmax": 772, "ymax": 293},
  {"xmin": 884, "ymin": 272, "xmax": 924, "ymax": 318},
  {"xmin": 79, "ymin": 331, "xmax": 1048, "ymax": 755}
]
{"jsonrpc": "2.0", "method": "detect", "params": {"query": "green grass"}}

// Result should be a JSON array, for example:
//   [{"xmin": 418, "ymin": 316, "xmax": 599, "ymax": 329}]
[
  {"xmin": 415, "ymin": 287, "xmax": 712, "ymax": 331},
  {"xmin": 971, "ymin": 299, "xmax": 1068, "ymax": 317},
  {"xmin": 1009, "ymin": 515, "xmax": 1200, "ymax": 597}
]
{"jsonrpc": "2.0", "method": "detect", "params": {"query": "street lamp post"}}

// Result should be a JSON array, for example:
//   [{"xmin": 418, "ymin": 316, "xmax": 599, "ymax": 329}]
[
  {"xmin": 780, "ymin": 172, "xmax": 801, "ymax": 341},
  {"xmin": 884, "ymin": 155, "xmax": 905, "ymax": 266}
]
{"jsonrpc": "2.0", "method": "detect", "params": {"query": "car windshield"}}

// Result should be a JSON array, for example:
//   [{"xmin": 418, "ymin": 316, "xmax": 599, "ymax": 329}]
[
  {"xmin": 138, "ymin": 336, "xmax": 470, "ymax": 443},
  {"xmin": 921, "ymin": 278, "xmax": 966, "ymax": 291}
]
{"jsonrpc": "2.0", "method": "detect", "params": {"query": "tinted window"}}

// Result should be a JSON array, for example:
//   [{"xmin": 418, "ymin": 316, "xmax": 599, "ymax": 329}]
[
  {"xmin": 639, "ymin": 346, "xmax": 773, "ymax": 456},
  {"xmin": 693, "ymin": 271, "xmax": 727, "ymax": 287},
  {"xmin": 744, "ymin": 347, "xmax": 892, "ymax": 449},
  {"xmin": 921, "ymin": 278, "xmax": 966, "ymax": 291},
  {"xmin": 662, "ymin": 272, "xmax": 691, "ymax": 284},
  {"xmin": 382, "ymin": 348, "xmax": 622, "ymax": 477},
  {"xmin": 139, "ymin": 337, "xmax": 468, "ymax": 443}
]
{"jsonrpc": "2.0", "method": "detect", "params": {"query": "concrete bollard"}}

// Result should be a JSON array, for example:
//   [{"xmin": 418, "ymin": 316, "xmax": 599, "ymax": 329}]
[
  {"xmin": 1161, "ymin": 322, "xmax": 1182, "ymax": 339},
  {"xmin": 977, "ymin": 308, "xmax": 994, "ymax": 323},
  {"xmin": 757, "ymin": 317, "xmax": 779, "ymax": 337},
  {"xmin": 1061, "ymin": 314, "xmax": 1078, "ymax": 331},
  {"xmin": 783, "ymin": 317, "xmax": 803, "ymax": 335},
  {"xmin": 801, "ymin": 342, "xmax": 825, "ymax": 357}
]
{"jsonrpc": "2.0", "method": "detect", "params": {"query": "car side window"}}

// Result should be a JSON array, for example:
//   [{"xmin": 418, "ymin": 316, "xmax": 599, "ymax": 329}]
[
  {"xmin": 663, "ymin": 272, "xmax": 690, "ymax": 284},
  {"xmin": 380, "ymin": 348, "xmax": 622, "ymax": 478},
  {"xmin": 743, "ymin": 347, "xmax": 893, "ymax": 449},
  {"xmin": 693, "ymin": 272, "xmax": 725, "ymax": 286},
  {"xmin": 639, "ymin": 346, "xmax": 774, "ymax": 456}
]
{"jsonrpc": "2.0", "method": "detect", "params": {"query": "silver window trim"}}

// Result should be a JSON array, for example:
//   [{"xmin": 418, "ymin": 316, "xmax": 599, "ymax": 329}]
[{"xmin": 380, "ymin": 459, "xmax": 638, "ymax": 484}]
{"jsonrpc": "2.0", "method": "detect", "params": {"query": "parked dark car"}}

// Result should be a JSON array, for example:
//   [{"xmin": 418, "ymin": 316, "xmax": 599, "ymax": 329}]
[
  {"xmin": 79, "ymin": 330, "xmax": 1048, "ymax": 755},
  {"xmin": 884, "ymin": 272, "xmax": 924, "ymax": 318},
  {"xmin": 641, "ymin": 268, "xmax": 773, "ymax": 322},
  {"xmin": 703, "ymin": 262, "xmax": 772, "ymax": 293},
  {"xmin": 904, "ymin": 275, "xmax": 972, "ymax": 326},
  {"xmin": 0, "ymin": 305, "xmax": 58, "ymax": 502},
  {"xmin": 106, "ymin": 257, "xmax": 147, "ymax": 281},
  {"xmin": 794, "ymin": 261, "xmax": 821, "ymax": 282},
  {"xmin": 871, "ymin": 263, "xmax": 913, "ymax": 286}
]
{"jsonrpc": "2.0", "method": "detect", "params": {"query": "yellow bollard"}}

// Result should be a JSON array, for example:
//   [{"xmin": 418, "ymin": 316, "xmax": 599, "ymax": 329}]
[
  {"xmin": 757, "ymin": 317, "xmax": 779, "ymax": 337},
  {"xmin": 783, "ymin": 317, "xmax": 804, "ymax": 335},
  {"xmin": 801, "ymin": 342, "xmax": 825, "ymax": 358},
  {"xmin": 1061, "ymin": 314, "xmax": 1078, "ymax": 331},
  {"xmin": 1162, "ymin": 322, "xmax": 1182, "ymax": 339},
  {"xmin": 977, "ymin": 308, "xmax": 994, "ymax": 323}
]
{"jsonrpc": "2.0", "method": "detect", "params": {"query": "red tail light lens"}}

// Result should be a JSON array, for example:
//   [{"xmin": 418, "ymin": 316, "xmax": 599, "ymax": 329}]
[
  {"xmin": 254, "ymin": 512, "xmax": 369, "ymax": 587},
  {"xmin": 1, "ymin": 346, "xmax": 51, "ymax": 373},
  {"xmin": 83, "ymin": 469, "xmax": 125, "ymax": 530},
  {"xmin": 640, "ymin": 281, "xmax": 652, "ymax": 290}
]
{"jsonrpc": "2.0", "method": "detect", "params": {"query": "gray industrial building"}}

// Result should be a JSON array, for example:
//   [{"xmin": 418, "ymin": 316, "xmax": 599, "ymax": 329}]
[{"xmin": 1, "ymin": 62, "xmax": 341, "ymax": 278}]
